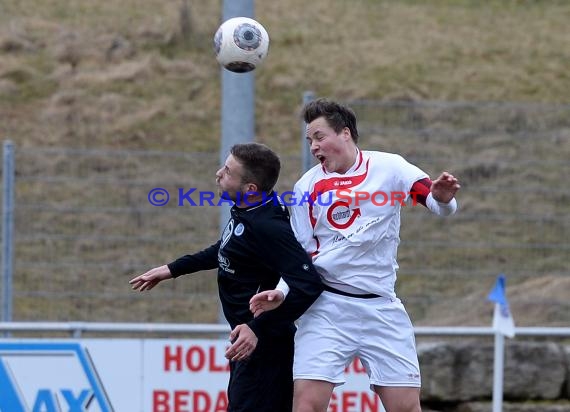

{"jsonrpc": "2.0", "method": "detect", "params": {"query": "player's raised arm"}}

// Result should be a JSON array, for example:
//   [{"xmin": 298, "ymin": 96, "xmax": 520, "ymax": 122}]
[
  {"xmin": 424, "ymin": 171, "xmax": 460, "ymax": 216},
  {"xmin": 431, "ymin": 172, "xmax": 461, "ymax": 203},
  {"xmin": 410, "ymin": 172, "xmax": 460, "ymax": 216}
]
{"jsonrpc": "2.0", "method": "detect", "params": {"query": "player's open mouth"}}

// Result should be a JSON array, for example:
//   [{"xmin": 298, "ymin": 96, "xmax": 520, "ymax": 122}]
[{"xmin": 316, "ymin": 155, "xmax": 326, "ymax": 164}]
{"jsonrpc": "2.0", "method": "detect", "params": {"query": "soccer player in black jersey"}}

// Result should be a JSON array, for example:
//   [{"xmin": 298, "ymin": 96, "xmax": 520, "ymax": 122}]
[{"xmin": 130, "ymin": 142, "xmax": 324, "ymax": 412}]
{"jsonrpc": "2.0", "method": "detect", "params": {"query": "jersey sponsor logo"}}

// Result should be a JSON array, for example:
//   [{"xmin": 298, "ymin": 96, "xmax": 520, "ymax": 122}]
[
  {"xmin": 333, "ymin": 179, "xmax": 353, "ymax": 187},
  {"xmin": 0, "ymin": 342, "xmax": 113, "ymax": 411},
  {"xmin": 308, "ymin": 159, "xmax": 371, "ymax": 228},
  {"xmin": 217, "ymin": 254, "xmax": 235, "ymax": 274},
  {"xmin": 326, "ymin": 201, "xmax": 361, "ymax": 229}
]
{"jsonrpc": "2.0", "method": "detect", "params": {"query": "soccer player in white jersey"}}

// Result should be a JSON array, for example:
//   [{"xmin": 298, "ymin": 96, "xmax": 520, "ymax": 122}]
[{"xmin": 250, "ymin": 98, "xmax": 460, "ymax": 412}]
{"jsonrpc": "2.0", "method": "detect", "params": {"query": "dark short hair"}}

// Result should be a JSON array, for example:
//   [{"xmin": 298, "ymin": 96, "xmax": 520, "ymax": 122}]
[
  {"xmin": 230, "ymin": 143, "xmax": 281, "ymax": 193},
  {"xmin": 301, "ymin": 98, "xmax": 359, "ymax": 143}
]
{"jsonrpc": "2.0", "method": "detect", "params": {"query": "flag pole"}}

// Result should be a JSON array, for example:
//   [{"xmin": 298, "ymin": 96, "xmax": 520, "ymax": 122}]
[
  {"xmin": 492, "ymin": 328, "xmax": 504, "ymax": 412},
  {"xmin": 488, "ymin": 274, "xmax": 515, "ymax": 412}
]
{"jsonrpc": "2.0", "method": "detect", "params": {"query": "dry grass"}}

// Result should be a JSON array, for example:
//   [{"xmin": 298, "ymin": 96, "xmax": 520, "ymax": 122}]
[{"xmin": 1, "ymin": 1, "xmax": 569, "ymax": 151}]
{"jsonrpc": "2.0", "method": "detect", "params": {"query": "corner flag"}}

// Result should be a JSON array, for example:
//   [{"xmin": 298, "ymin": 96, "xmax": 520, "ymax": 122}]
[{"xmin": 487, "ymin": 274, "xmax": 515, "ymax": 338}]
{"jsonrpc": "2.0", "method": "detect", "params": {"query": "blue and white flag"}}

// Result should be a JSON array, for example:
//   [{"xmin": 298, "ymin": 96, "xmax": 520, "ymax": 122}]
[{"xmin": 487, "ymin": 274, "xmax": 516, "ymax": 338}]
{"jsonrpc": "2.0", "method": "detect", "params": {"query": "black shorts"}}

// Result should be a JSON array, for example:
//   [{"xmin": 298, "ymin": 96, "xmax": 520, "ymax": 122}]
[{"xmin": 227, "ymin": 331, "xmax": 294, "ymax": 412}]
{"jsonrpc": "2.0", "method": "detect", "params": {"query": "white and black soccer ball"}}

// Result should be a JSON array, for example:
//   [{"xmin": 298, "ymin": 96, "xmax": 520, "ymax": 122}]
[{"xmin": 213, "ymin": 17, "xmax": 269, "ymax": 73}]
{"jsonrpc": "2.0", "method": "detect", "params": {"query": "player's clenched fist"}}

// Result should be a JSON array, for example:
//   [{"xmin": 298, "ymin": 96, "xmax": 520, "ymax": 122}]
[{"xmin": 431, "ymin": 172, "xmax": 461, "ymax": 203}]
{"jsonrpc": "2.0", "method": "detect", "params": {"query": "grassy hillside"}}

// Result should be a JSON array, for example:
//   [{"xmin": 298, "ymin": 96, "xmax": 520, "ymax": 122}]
[
  {"xmin": 1, "ymin": 0, "xmax": 569, "ymax": 328},
  {"xmin": 1, "ymin": 0, "xmax": 569, "ymax": 152}
]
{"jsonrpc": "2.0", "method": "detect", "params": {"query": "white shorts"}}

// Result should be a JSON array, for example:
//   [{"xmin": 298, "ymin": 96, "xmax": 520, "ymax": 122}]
[{"xmin": 293, "ymin": 290, "xmax": 421, "ymax": 388}]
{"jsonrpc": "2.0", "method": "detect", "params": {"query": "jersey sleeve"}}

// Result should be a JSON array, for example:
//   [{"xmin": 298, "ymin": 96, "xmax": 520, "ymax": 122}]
[
  {"xmin": 390, "ymin": 154, "xmax": 429, "ymax": 200},
  {"xmin": 410, "ymin": 177, "xmax": 432, "ymax": 207},
  {"xmin": 167, "ymin": 240, "xmax": 220, "ymax": 278},
  {"xmin": 289, "ymin": 181, "xmax": 318, "ymax": 254},
  {"xmin": 247, "ymin": 215, "xmax": 323, "ymax": 339}
]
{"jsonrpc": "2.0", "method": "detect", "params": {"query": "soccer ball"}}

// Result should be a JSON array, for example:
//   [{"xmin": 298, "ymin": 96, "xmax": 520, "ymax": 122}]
[{"xmin": 213, "ymin": 17, "xmax": 270, "ymax": 73}]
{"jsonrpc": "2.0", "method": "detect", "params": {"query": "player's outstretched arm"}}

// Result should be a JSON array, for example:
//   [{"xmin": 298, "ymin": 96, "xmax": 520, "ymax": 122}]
[
  {"xmin": 249, "ymin": 290, "xmax": 285, "ymax": 317},
  {"xmin": 129, "ymin": 264, "xmax": 173, "ymax": 292},
  {"xmin": 431, "ymin": 172, "xmax": 461, "ymax": 203}
]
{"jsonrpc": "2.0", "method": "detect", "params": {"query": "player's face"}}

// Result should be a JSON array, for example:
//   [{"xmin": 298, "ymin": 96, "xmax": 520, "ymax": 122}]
[
  {"xmin": 216, "ymin": 155, "xmax": 247, "ymax": 201},
  {"xmin": 306, "ymin": 117, "xmax": 356, "ymax": 174}
]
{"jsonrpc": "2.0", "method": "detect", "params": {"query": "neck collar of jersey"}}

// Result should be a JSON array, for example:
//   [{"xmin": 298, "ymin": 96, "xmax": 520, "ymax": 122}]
[{"xmin": 232, "ymin": 191, "xmax": 277, "ymax": 212}]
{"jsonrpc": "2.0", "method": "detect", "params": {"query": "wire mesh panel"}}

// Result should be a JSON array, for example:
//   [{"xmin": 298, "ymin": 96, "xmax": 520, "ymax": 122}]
[
  {"xmin": 348, "ymin": 100, "xmax": 570, "ymax": 327},
  {"xmin": 13, "ymin": 149, "xmax": 223, "ymax": 323},
  {"xmin": 2, "ymin": 101, "xmax": 569, "ymax": 328}
]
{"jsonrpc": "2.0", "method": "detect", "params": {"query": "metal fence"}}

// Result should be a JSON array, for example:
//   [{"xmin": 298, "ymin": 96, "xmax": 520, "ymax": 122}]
[{"xmin": 1, "ymin": 100, "xmax": 569, "ymax": 328}]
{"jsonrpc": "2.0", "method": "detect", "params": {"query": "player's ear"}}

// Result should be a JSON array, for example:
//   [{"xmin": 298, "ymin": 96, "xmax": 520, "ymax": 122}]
[
  {"xmin": 342, "ymin": 127, "xmax": 352, "ymax": 141},
  {"xmin": 245, "ymin": 182, "xmax": 258, "ymax": 193}
]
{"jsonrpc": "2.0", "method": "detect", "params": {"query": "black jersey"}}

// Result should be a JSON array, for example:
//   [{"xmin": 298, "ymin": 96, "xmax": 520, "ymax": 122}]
[{"xmin": 167, "ymin": 193, "xmax": 323, "ymax": 339}]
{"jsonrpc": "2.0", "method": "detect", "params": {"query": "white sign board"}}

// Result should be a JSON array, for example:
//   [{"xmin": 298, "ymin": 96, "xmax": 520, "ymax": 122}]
[{"xmin": 0, "ymin": 339, "xmax": 384, "ymax": 412}]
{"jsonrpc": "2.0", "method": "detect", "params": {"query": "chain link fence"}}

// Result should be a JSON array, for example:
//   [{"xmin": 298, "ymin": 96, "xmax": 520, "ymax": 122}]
[{"xmin": 1, "ymin": 100, "xmax": 569, "ymax": 328}]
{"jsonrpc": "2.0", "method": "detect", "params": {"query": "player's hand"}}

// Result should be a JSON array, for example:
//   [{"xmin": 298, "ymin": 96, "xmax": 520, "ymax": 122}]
[
  {"xmin": 225, "ymin": 324, "xmax": 258, "ymax": 361},
  {"xmin": 430, "ymin": 172, "xmax": 461, "ymax": 203},
  {"xmin": 129, "ymin": 265, "xmax": 172, "ymax": 291},
  {"xmin": 249, "ymin": 290, "xmax": 285, "ymax": 317}
]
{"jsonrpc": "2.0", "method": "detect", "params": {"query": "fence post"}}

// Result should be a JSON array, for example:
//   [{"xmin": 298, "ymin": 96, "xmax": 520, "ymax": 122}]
[
  {"xmin": 301, "ymin": 91, "xmax": 315, "ymax": 173},
  {"xmin": 2, "ymin": 140, "xmax": 15, "ymax": 330},
  {"xmin": 218, "ymin": 0, "xmax": 255, "ymax": 329}
]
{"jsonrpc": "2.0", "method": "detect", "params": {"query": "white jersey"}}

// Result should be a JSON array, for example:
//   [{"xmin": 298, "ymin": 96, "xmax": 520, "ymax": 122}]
[{"xmin": 290, "ymin": 150, "xmax": 428, "ymax": 298}]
